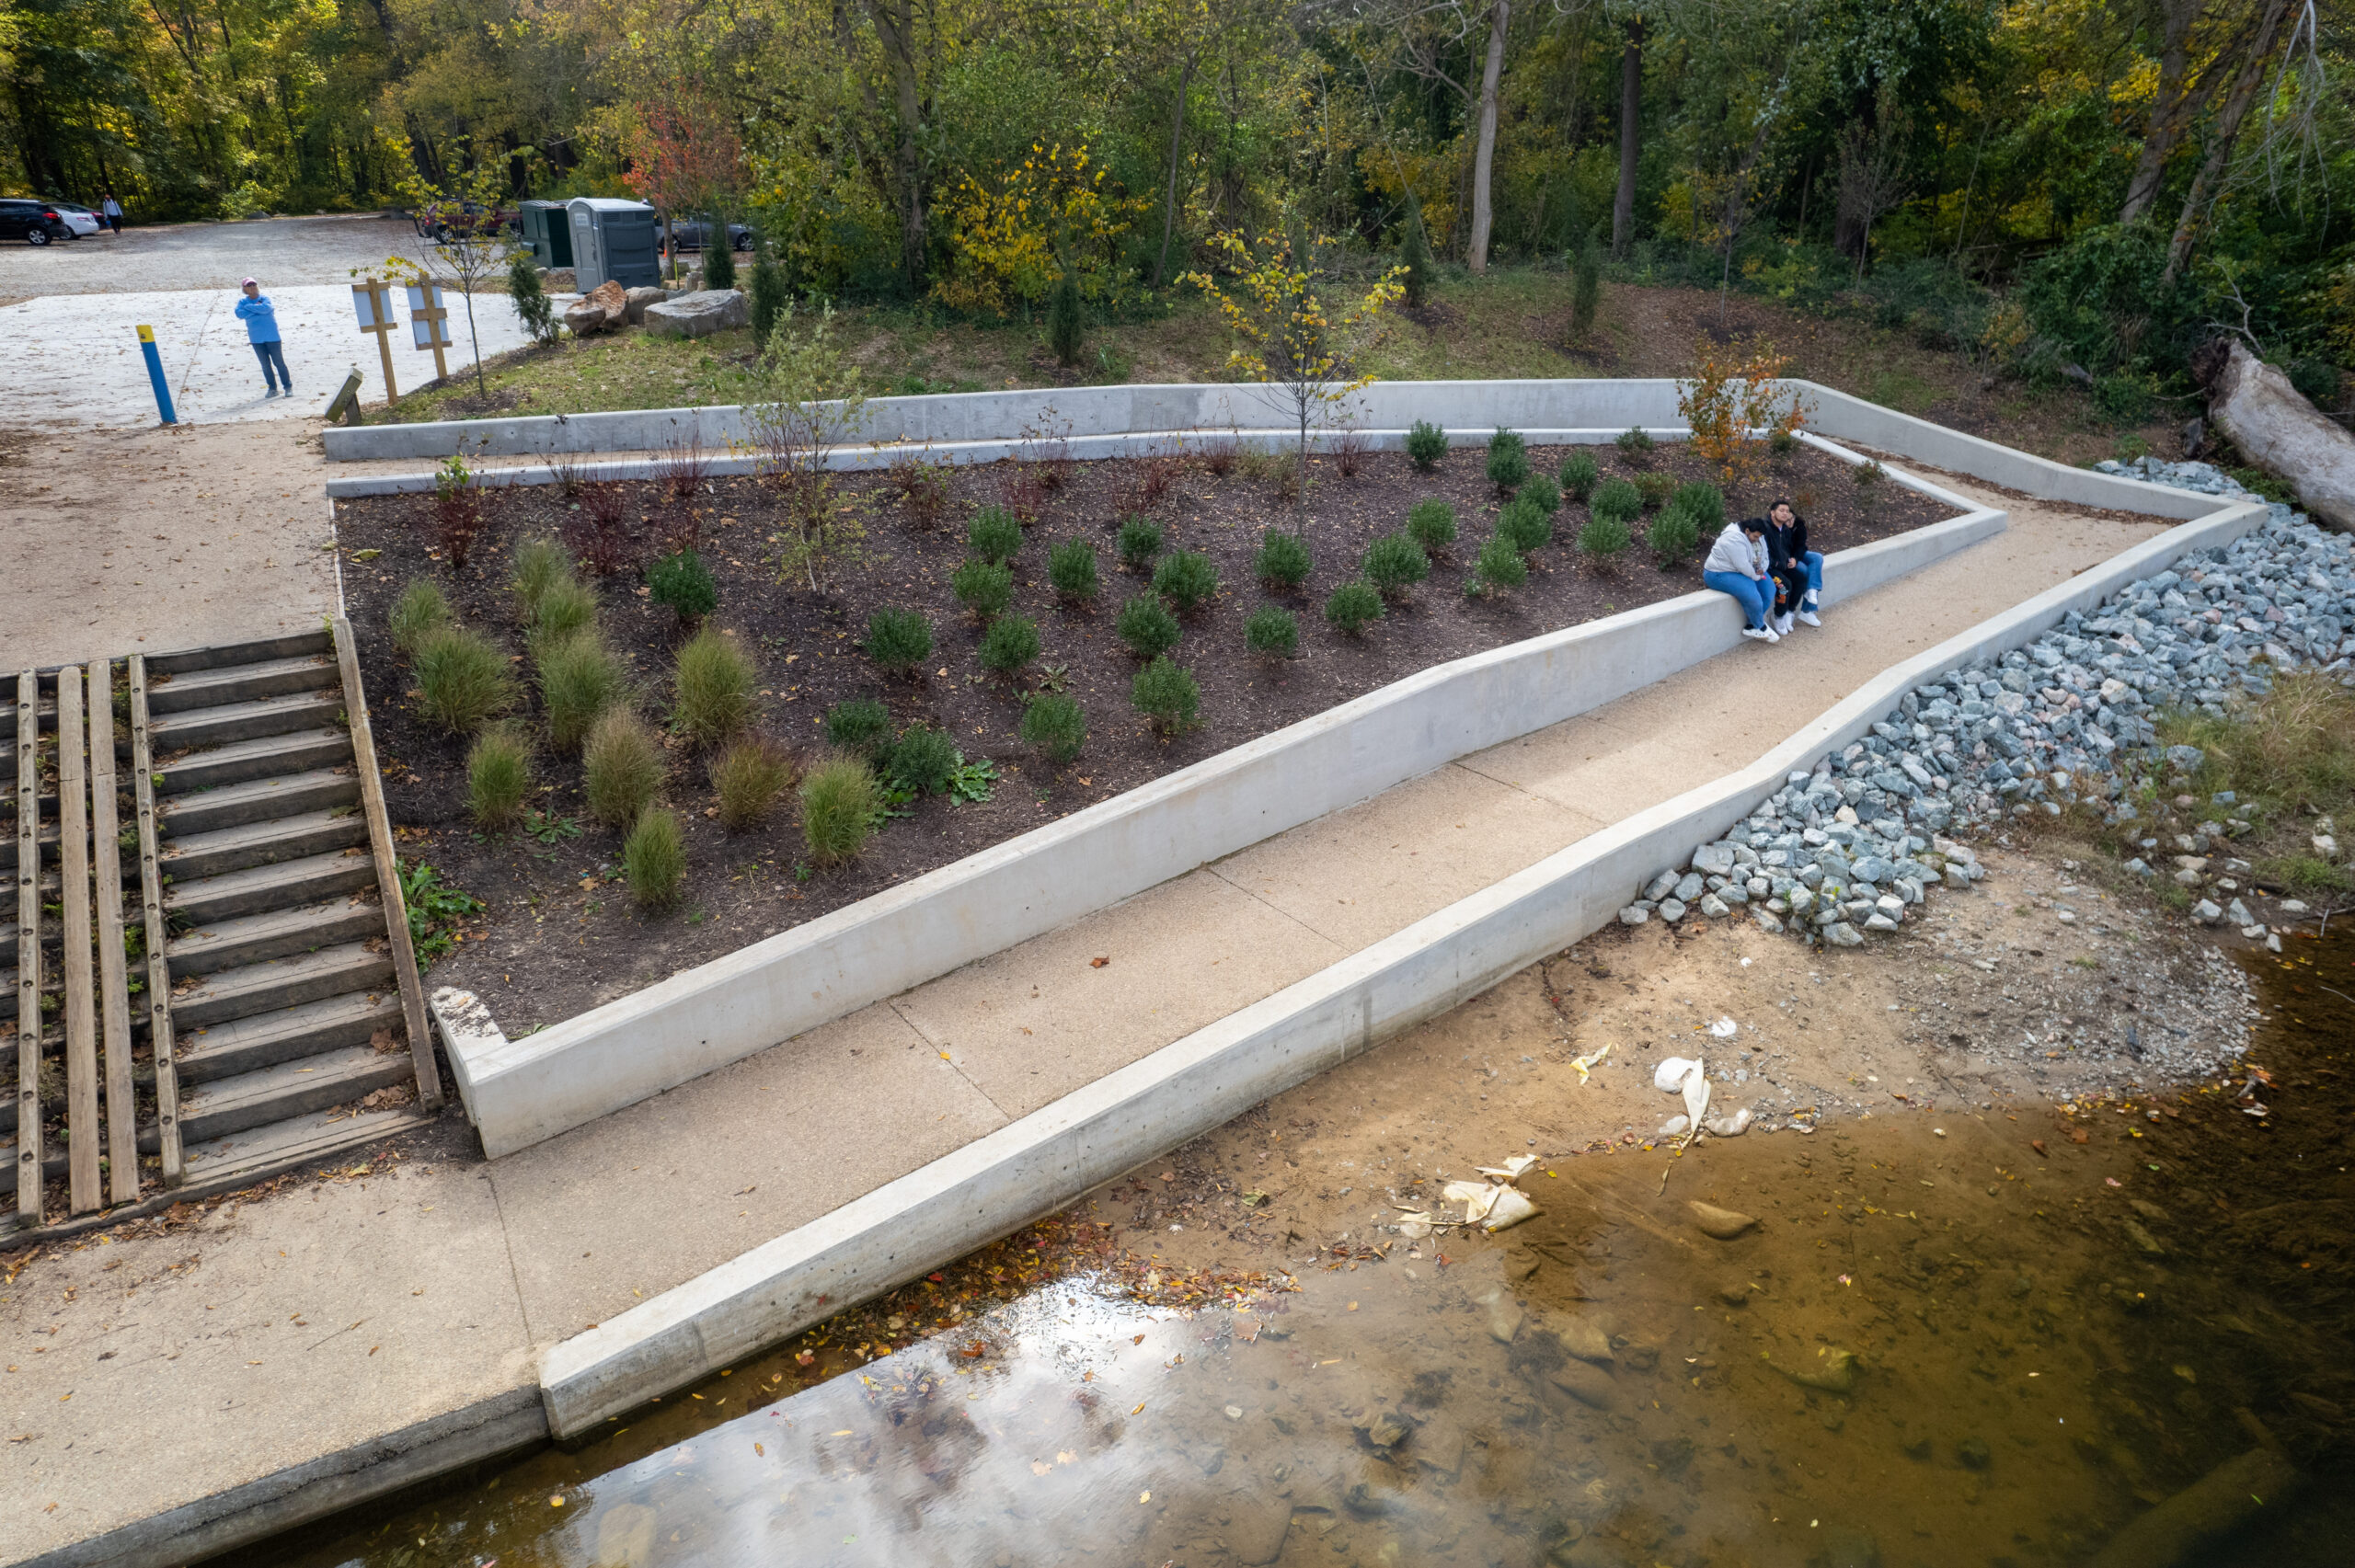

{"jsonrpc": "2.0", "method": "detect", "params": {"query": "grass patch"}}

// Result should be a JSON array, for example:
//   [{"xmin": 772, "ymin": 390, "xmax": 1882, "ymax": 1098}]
[
  {"xmin": 413, "ymin": 626, "xmax": 516, "ymax": 735},
  {"xmin": 800, "ymin": 753, "xmax": 881, "ymax": 866},
  {"xmin": 624, "ymin": 807, "xmax": 687, "ymax": 910},
  {"xmin": 711, "ymin": 736, "xmax": 797, "ymax": 830},
  {"xmin": 583, "ymin": 709, "xmax": 664, "ymax": 829},
  {"xmin": 672, "ymin": 627, "xmax": 756, "ymax": 748}
]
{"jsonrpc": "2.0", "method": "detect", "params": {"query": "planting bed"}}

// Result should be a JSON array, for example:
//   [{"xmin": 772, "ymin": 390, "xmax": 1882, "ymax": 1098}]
[{"xmin": 335, "ymin": 439, "xmax": 1955, "ymax": 1030}]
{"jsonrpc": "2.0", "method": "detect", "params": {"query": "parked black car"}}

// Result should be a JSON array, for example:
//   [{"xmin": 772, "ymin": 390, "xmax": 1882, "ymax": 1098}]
[
  {"xmin": 664, "ymin": 218, "xmax": 752, "ymax": 253},
  {"xmin": 0, "ymin": 199, "xmax": 74, "ymax": 245}
]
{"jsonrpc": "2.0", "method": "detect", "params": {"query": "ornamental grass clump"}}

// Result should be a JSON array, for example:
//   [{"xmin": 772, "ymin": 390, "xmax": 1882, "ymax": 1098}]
[
  {"xmin": 1473, "ymin": 533, "xmax": 1528, "ymax": 594},
  {"xmin": 528, "ymin": 573, "xmax": 599, "ymax": 655},
  {"xmin": 583, "ymin": 708, "xmax": 663, "ymax": 829},
  {"xmin": 1407, "ymin": 499, "xmax": 1458, "ymax": 553},
  {"xmin": 1559, "ymin": 452, "xmax": 1599, "ymax": 502},
  {"xmin": 1325, "ymin": 578, "xmax": 1384, "ymax": 634},
  {"xmin": 648, "ymin": 548, "xmax": 718, "ymax": 625},
  {"xmin": 1406, "ymin": 419, "xmax": 1447, "ymax": 471},
  {"xmin": 711, "ymin": 735, "xmax": 796, "ymax": 829},
  {"xmin": 1362, "ymin": 533, "xmax": 1430, "ymax": 600},
  {"xmin": 465, "ymin": 727, "xmax": 532, "ymax": 830},
  {"xmin": 823, "ymin": 697, "xmax": 891, "ymax": 755},
  {"xmin": 537, "ymin": 632, "xmax": 626, "ymax": 752},
  {"xmin": 952, "ymin": 558, "xmax": 1015, "ymax": 620},
  {"xmin": 1117, "ymin": 514, "xmax": 1164, "ymax": 571},
  {"xmin": 1498, "ymin": 497, "xmax": 1552, "ymax": 554},
  {"xmin": 968, "ymin": 504, "xmax": 1024, "ymax": 564},
  {"xmin": 1115, "ymin": 594, "xmax": 1181, "ymax": 658},
  {"xmin": 1245, "ymin": 604, "xmax": 1299, "ymax": 658},
  {"xmin": 510, "ymin": 537, "xmax": 569, "ymax": 624},
  {"xmin": 1019, "ymin": 692, "xmax": 1088, "ymax": 764},
  {"xmin": 1590, "ymin": 476, "xmax": 1643, "ymax": 526},
  {"xmin": 865, "ymin": 607, "xmax": 934, "ymax": 673},
  {"xmin": 1132, "ymin": 656, "xmax": 1200, "ymax": 732},
  {"xmin": 979, "ymin": 612, "xmax": 1042, "ymax": 676},
  {"xmin": 671, "ymin": 626, "xmax": 755, "ymax": 748},
  {"xmin": 799, "ymin": 754, "xmax": 880, "ymax": 866},
  {"xmin": 1486, "ymin": 429, "xmax": 1529, "ymax": 494},
  {"xmin": 1153, "ymin": 549, "xmax": 1218, "ymax": 613},
  {"xmin": 887, "ymin": 723, "xmax": 959, "ymax": 796},
  {"xmin": 390, "ymin": 579, "xmax": 450, "ymax": 654},
  {"xmin": 413, "ymin": 626, "xmax": 515, "ymax": 735},
  {"xmin": 624, "ymin": 807, "xmax": 687, "ymax": 910},
  {"xmin": 1254, "ymin": 532, "xmax": 1312, "ymax": 590},
  {"xmin": 1048, "ymin": 539, "xmax": 1099, "ymax": 603}
]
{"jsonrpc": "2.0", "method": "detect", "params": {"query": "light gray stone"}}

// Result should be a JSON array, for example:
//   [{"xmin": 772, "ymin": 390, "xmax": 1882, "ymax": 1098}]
[
  {"xmin": 1825, "ymin": 922, "xmax": 1865, "ymax": 946},
  {"xmin": 1658, "ymin": 898, "xmax": 1688, "ymax": 923},
  {"xmin": 645, "ymin": 288, "xmax": 751, "ymax": 339},
  {"xmin": 1618, "ymin": 905, "xmax": 1649, "ymax": 927},
  {"xmin": 622, "ymin": 284, "xmax": 672, "ymax": 326}
]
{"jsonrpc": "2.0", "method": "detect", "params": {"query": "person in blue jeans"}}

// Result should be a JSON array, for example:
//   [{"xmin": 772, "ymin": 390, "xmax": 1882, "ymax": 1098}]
[
  {"xmin": 1703, "ymin": 516, "xmax": 1780, "ymax": 643},
  {"xmin": 1765, "ymin": 498, "xmax": 1823, "ymax": 632},
  {"xmin": 236, "ymin": 277, "xmax": 291, "ymax": 398}
]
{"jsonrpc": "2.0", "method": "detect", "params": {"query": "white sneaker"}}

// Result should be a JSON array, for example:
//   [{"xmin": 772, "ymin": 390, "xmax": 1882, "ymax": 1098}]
[
  {"xmin": 1762, "ymin": 626, "xmax": 1781, "ymax": 644},
  {"xmin": 1741, "ymin": 626, "xmax": 1773, "ymax": 642},
  {"xmin": 1774, "ymin": 613, "xmax": 1795, "ymax": 635},
  {"xmin": 1798, "ymin": 608, "xmax": 1821, "ymax": 627}
]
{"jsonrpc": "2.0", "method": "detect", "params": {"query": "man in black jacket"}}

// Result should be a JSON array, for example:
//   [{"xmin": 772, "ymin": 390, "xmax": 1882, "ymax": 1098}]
[{"xmin": 1763, "ymin": 498, "xmax": 1821, "ymax": 634}]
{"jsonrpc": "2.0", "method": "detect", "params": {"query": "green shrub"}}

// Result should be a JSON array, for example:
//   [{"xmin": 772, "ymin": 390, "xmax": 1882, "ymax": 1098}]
[
  {"xmin": 623, "ymin": 807, "xmax": 687, "ymax": 910},
  {"xmin": 530, "ymin": 573, "xmax": 599, "ymax": 651},
  {"xmin": 1615, "ymin": 426, "xmax": 1655, "ymax": 461},
  {"xmin": 710, "ymin": 735, "xmax": 796, "ymax": 829},
  {"xmin": 749, "ymin": 237, "xmax": 789, "ymax": 345},
  {"xmin": 1406, "ymin": 499, "xmax": 1457, "ymax": 552},
  {"xmin": 1363, "ymin": 533, "xmax": 1430, "ymax": 600},
  {"xmin": 1647, "ymin": 504, "xmax": 1702, "ymax": 565},
  {"xmin": 1486, "ymin": 429, "xmax": 1530, "ymax": 493},
  {"xmin": 413, "ymin": 627, "xmax": 516, "ymax": 735},
  {"xmin": 865, "ymin": 607, "xmax": 934, "ymax": 673},
  {"xmin": 1635, "ymin": 471, "xmax": 1676, "ymax": 511},
  {"xmin": 1245, "ymin": 603, "xmax": 1299, "ymax": 658},
  {"xmin": 1406, "ymin": 419, "xmax": 1448, "ymax": 471},
  {"xmin": 1115, "ymin": 593, "xmax": 1182, "ymax": 658},
  {"xmin": 1558, "ymin": 452, "xmax": 1599, "ymax": 501},
  {"xmin": 465, "ymin": 727, "xmax": 532, "ymax": 830},
  {"xmin": 583, "ymin": 709, "xmax": 663, "ymax": 828},
  {"xmin": 1579, "ymin": 511, "xmax": 1633, "ymax": 561},
  {"xmin": 648, "ymin": 548, "xmax": 718, "ymax": 624},
  {"xmin": 824, "ymin": 697, "xmax": 891, "ymax": 755},
  {"xmin": 799, "ymin": 753, "xmax": 879, "ymax": 864},
  {"xmin": 672, "ymin": 627, "xmax": 755, "ymax": 748},
  {"xmin": 537, "ymin": 633, "xmax": 626, "ymax": 752},
  {"xmin": 1474, "ymin": 533, "xmax": 1528, "ymax": 592},
  {"xmin": 1521, "ymin": 473, "xmax": 1561, "ymax": 514},
  {"xmin": 1048, "ymin": 538, "xmax": 1099, "ymax": 602},
  {"xmin": 508, "ymin": 538, "xmax": 569, "ymax": 625},
  {"xmin": 1570, "ymin": 233, "xmax": 1602, "ymax": 337},
  {"xmin": 1153, "ymin": 549, "xmax": 1219, "ymax": 613},
  {"xmin": 1254, "ymin": 531, "xmax": 1312, "ymax": 589},
  {"xmin": 1048, "ymin": 268, "xmax": 1086, "ymax": 366},
  {"xmin": 979, "ymin": 612, "xmax": 1042, "ymax": 675},
  {"xmin": 952, "ymin": 558, "xmax": 1015, "ymax": 620},
  {"xmin": 508, "ymin": 251, "xmax": 559, "ymax": 347},
  {"xmin": 702, "ymin": 221, "xmax": 737, "ymax": 291},
  {"xmin": 1590, "ymin": 476, "xmax": 1643, "ymax": 525},
  {"xmin": 1117, "ymin": 514, "xmax": 1164, "ymax": 570},
  {"xmin": 1019, "ymin": 693, "xmax": 1087, "ymax": 764},
  {"xmin": 968, "ymin": 504, "xmax": 1024, "ymax": 564},
  {"xmin": 1673, "ymin": 482, "xmax": 1726, "ymax": 532},
  {"xmin": 887, "ymin": 723, "xmax": 959, "ymax": 796},
  {"xmin": 1401, "ymin": 198, "xmax": 1434, "ymax": 309},
  {"xmin": 1498, "ymin": 497, "xmax": 1553, "ymax": 554},
  {"xmin": 1132, "ymin": 656, "xmax": 1200, "ymax": 732},
  {"xmin": 390, "ymin": 579, "xmax": 450, "ymax": 654},
  {"xmin": 1325, "ymin": 578, "xmax": 1385, "ymax": 634},
  {"xmin": 1854, "ymin": 458, "xmax": 1887, "ymax": 488}
]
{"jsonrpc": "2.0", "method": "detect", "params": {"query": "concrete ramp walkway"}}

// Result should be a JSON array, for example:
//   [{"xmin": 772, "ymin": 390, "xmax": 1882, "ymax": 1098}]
[{"xmin": 1, "ymin": 476, "xmax": 2165, "ymax": 1567}]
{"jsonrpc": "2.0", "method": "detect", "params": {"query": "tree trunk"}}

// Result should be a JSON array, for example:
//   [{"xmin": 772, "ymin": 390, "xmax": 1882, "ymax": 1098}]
[
  {"xmin": 2120, "ymin": 0, "xmax": 2209, "ymax": 224},
  {"xmin": 864, "ymin": 0, "xmax": 929, "ymax": 289},
  {"xmin": 1611, "ymin": 17, "xmax": 1642, "ymax": 258},
  {"xmin": 2196, "ymin": 337, "xmax": 2355, "ymax": 532},
  {"xmin": 1155, "ymin": 52, "xmax": 1196, "ymax": 286},
  {"xmin": 1466, "ymin": 0, "xmax": 1509, "ymax": 275},
  {"xmin": 2165, "ymin": 0, "xmax": 2292, "ymax": 282}
]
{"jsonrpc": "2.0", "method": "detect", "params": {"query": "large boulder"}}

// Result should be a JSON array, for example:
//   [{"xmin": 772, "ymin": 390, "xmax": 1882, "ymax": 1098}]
[
  {"xmin": 645, "ymin": 289, "xmax": 750, "ymax": 339},
  {"xmin": 563, "ymin": 279, "xmax": 627, "ymax": 336},
  {"xmin": 623, "ymin": 285, "xmax": 672, "ymax": 326}
]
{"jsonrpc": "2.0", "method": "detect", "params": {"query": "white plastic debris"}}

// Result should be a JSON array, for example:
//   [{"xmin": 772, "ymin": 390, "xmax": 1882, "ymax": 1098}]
[
  {"xmin": 1571, "ymin": 1044, "xmax": 1613, "ymax": 1082},
  {"xmin": 1708, "ymin": 1016, "xmax": 1739, "ymax": 1038},
  {"xmin": 1703, "ymin": 1107, "xmax": 1753, "ymax": 1138},
  {"xmin": 1476, "ymin": 1154, "xmax": 1540, "ymax": 1183},
  {"xmin": 1658, "ymin": 1115, "xmax": 1692, "ymax": 1138},
  {"xmin": 1654, "ymin": 1056, "xmax": 1703, "ymax": 1092},
  {"xmin": 1682, "ymin": 1065, "xmax": 1713, "ymax": 1130},
  {"xmin": 1481, "ymin": 1187, "xmax": 1541, "ymax": 1232}
]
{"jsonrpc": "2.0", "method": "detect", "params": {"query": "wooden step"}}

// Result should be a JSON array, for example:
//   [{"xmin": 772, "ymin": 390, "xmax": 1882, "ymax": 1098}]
[
  {"xmin": 155, "ymin": 728, "xmax": 353, "ymax": 794},
  {"xmin": 144, "ymin": 654, "xmax": 339, "ymax": 715},
  {"xmin": 168, "ymin": 942, "xmax": 392, "ymax": 1031},
  {"xmin": 176, "ymin": 1044, "xmax": 413, "ymax": 1144},
  {"xmin": 147, "ymin": 628, "xmax": 335, "ymax": 677},
  {"xmin": 158, "ymin": 768, "xmax": 358, "ymax": 839},
  {"xmin": 176, "ymin": 989, "xmax": 404, "ymax": 1083},
  {"xmin": 150, "ymin": 691, "xmax": 345, "ymax": 752},
  {"xmin": 167, "ymin": 895, "xmax": 383, "ymax": 979},
  {"xmin": 161, "ymin": 808, "xmax": 367, "ymax": 882},
  {"xmin": 163, "ymin": 847, "xmax": 377, "ymax": 925}
]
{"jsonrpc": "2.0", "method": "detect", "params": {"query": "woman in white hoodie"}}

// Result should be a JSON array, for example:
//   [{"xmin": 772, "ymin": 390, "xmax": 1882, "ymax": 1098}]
[{"xmin": 1703, "ymin": 516, "xmax": 1781, "ymax": 643}]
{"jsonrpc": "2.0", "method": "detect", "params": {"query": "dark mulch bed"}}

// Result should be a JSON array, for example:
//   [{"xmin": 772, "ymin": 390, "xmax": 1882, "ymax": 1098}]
[{"xmin": 335, "ymin": 441, "xmax": 1953, "ymax": 1029}]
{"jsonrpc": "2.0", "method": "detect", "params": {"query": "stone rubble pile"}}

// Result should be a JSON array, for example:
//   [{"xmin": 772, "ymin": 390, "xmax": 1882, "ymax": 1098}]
[{"xmin": 1620, "ymin": 460, "xmax": 2355, "ymax": 946}]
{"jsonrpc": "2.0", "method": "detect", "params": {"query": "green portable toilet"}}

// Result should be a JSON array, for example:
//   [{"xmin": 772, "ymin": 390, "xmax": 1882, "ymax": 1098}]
[
  {"xmin": 520, "ymin": 200, "xmax": 574, "ymax": 269},
  {"xmin": 568, "ymin": 198, "xmax": 661, "ymax": 291}
]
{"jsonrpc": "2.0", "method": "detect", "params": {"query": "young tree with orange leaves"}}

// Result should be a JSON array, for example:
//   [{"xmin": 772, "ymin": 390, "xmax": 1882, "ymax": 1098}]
[
  {"xmin": 1676, "ymin": 338, "xmax": 1809, "ymax": 502},
  {"xmin": 623, "ymin": 99, "xmax": 744, "ymax": 286}
]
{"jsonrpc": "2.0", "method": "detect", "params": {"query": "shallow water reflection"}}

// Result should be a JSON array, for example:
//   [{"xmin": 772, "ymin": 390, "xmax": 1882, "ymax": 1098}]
[{"xmin": 255, "ymin": 929, "xmax": 2355, "ymax": 1568}]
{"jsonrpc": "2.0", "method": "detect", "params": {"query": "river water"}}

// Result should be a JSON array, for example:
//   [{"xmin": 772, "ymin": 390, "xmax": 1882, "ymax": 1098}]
[{"xmin": 245, "ymin": 928, "xmax": 2355, "ymax": 1568}]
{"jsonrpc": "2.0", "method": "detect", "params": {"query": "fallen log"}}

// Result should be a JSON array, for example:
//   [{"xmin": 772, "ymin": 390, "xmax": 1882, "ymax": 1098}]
[{"xmin": 2192, "ymin": 338, "xmax": 2355, "ymax": 533}]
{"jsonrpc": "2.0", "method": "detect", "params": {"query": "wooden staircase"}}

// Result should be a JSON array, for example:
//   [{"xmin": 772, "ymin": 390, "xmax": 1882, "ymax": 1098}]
[{"xmin": 6, "ymin": 620, "xmax": 439, "ymax": 1231}]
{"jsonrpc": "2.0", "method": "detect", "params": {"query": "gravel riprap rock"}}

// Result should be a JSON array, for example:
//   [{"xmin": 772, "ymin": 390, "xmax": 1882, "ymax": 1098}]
[{"xmin": 1620, "ymin": 462, "xmax": 2355, "ymax": 950}]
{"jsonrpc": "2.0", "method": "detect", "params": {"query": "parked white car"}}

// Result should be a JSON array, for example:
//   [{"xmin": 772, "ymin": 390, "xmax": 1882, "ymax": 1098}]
[{"xmin": 42, "ymin": 201, "xmax": 103, "ymax": 238}]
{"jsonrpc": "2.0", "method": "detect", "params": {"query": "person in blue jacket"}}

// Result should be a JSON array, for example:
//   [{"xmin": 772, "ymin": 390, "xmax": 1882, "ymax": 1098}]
[{"xmin": 236, "ymin": 277, "xmax": 292, "ymax": 398}]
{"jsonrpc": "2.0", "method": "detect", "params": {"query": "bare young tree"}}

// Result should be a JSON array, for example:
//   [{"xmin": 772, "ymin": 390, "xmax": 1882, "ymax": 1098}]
[{"xmin": 1833, "ymin": 84, "xmax": 1912, "ymax": 282}]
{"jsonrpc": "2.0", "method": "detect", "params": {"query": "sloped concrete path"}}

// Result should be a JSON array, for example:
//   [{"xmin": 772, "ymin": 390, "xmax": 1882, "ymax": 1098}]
[{"xmin": 0, "ymin": 477, "xmax": 2161, "ymax": 1566}]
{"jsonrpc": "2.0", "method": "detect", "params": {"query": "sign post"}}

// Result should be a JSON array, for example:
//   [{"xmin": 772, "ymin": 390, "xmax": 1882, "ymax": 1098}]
[
  {"xmin": 134, "ymin": 326, "xmax": 176, "ymax": 425},
  {"xmin": 404, "ymin": 280, "xmax": 452, "ymax": 384},
  {"xmin": 350, "ymin": 278, "xmax": 399, "ymax": 406}
]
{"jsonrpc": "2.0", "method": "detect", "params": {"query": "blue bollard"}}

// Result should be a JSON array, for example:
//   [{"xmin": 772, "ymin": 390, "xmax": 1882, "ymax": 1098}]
[{"xmin": 136, "ymin": 324, "xmax": 177, "ymax": 424}]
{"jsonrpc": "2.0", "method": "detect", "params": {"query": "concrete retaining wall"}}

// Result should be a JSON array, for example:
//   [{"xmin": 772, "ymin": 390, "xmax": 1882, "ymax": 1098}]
[
  {"xmin": 448, "ymin": 497, "xmax": 2004, "ymax": 1158},
  {"xmin": 537, "ymin": 495, "xmax": 2269, "ymax": 1434}
]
